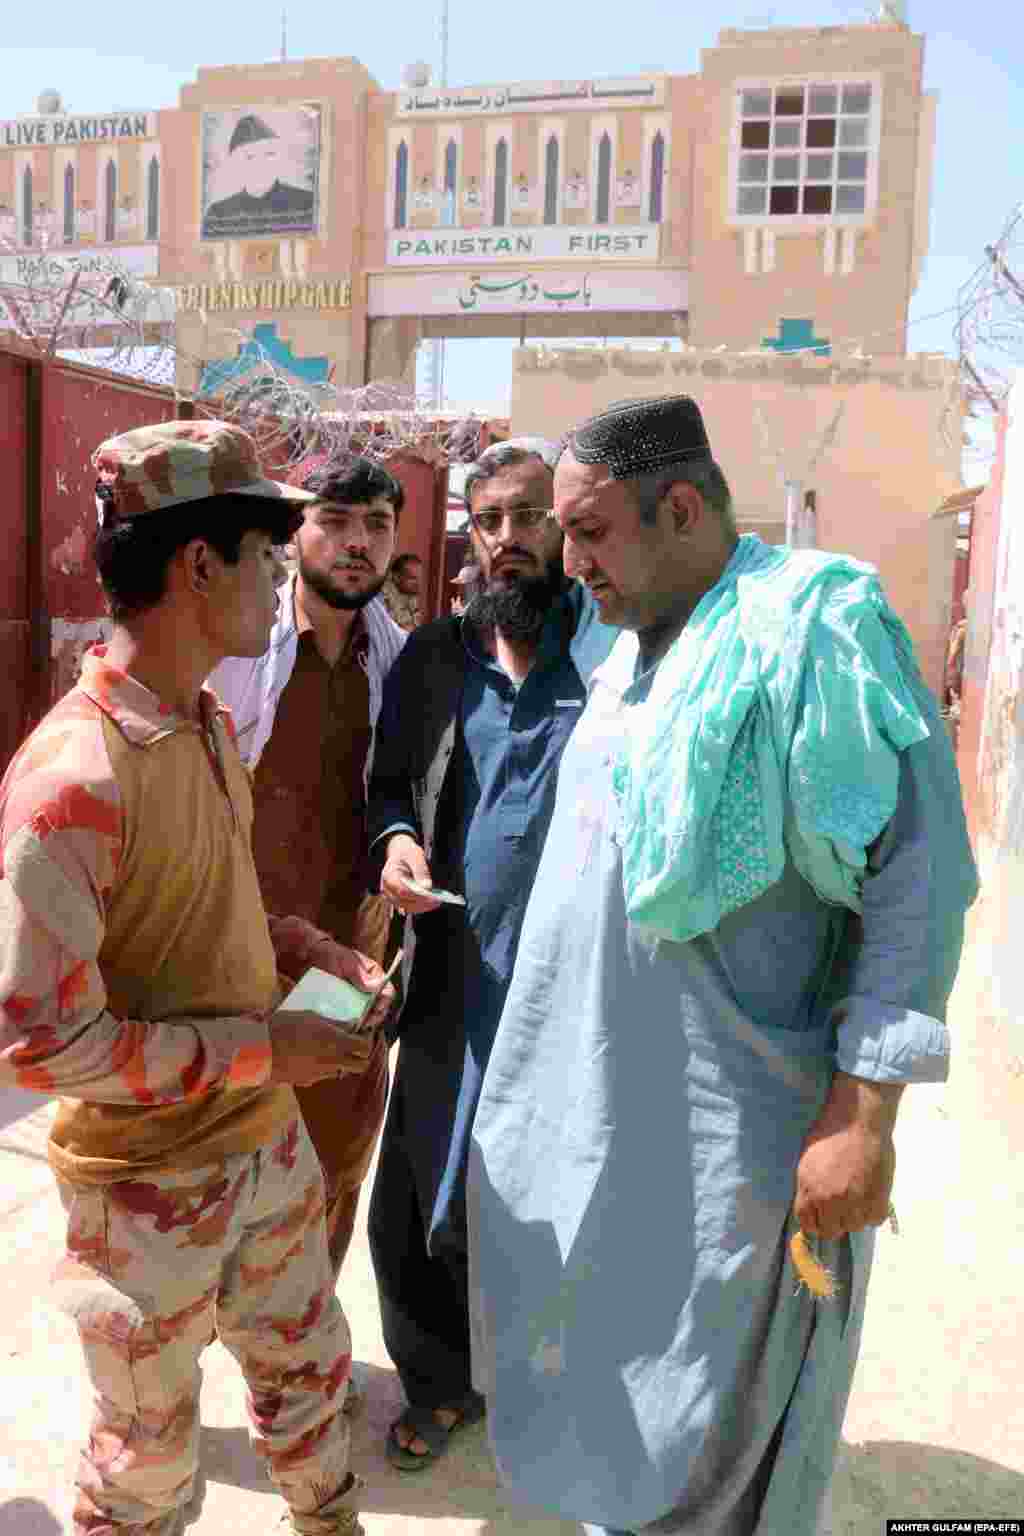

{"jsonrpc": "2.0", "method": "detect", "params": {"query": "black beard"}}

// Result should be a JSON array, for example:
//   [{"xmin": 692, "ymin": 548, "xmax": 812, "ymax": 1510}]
[
  {"xmin": 299, "ymin": 559, "xmax": 387, "ymax": 611},
  {"xmin": 473, "ymin": 565, "xmax": 567, "ymax": 642}
]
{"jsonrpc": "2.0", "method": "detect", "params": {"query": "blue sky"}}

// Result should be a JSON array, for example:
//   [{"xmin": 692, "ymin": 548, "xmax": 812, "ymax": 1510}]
[{"xmin": 3, "ymin": 0, "xmax": 1021, "ymax": 431}]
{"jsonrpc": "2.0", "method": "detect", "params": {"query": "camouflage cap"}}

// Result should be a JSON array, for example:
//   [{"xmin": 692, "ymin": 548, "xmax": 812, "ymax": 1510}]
[{"xmin": 92, "ymin": 419, "xmax": 315, "ymax": 524}]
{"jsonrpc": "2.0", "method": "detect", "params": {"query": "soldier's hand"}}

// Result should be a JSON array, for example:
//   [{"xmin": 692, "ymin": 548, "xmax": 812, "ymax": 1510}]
[
  {"xmin": 267, "ymin": 1008, "xmax": 377, "ymax": 1087},
  {"xmin": 299, "ymin": 939, "xmax": 396, "ymax": 1036},
  {"xmin": 381, "ymin": 833, "xmax": 443, "ymax": 914}
]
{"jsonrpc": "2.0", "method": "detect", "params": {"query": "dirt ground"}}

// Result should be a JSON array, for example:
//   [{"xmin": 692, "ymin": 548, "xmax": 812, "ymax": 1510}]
[{"xmin": 1, "ymin": 893, "xmax": 1021, "ymax": 1535}]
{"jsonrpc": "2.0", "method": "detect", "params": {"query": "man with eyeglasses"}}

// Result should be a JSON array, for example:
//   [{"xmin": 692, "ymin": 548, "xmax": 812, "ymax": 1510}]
[{"xmin": 365, "ymin": 437, "xmax": 617, "ymax": 1471}]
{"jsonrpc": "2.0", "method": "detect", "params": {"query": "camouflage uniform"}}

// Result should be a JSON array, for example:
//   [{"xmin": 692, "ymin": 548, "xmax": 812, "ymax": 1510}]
[
  {"xmin": 2, "ymin": 422, "xmax": 363, "ymax": 1536},
  {"xmin": 381, "ymin": 579, "xmax": 421, "ymax": 631}
]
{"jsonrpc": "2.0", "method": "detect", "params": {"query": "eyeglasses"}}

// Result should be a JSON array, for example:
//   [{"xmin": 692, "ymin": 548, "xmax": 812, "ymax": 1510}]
[{"xmin": 469, "ymin": 507, "xmax": 554, "ymax": 539}]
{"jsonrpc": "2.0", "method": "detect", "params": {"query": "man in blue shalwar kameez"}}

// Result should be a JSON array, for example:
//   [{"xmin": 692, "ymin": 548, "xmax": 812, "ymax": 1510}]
[
  {"xmin": 366, "ymin": 438, "xmax": 616, "ymax": 1470},
  {"xmin": 468, "ymin": 395, "xmax": 978, "ymax": 1536}
]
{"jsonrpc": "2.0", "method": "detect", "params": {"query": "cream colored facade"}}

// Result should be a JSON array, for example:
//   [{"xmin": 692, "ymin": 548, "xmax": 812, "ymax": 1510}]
[
  {"xmin": 0, "ymin": 22, "xmax": 961, "ymax": 680},
  {"xmin": 0, "ymin": 16, "xmax": 939, "ymax": 391},
  {"xmin": 511, "ymin": 344, "xmax": 961, "ymax": 693},
  {"xmin": 0, "ymin": 98, "xmax": 161, "ymax": 300}
]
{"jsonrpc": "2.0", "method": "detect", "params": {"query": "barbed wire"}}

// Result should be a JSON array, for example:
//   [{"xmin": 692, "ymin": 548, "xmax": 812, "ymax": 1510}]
[
  {"xmin": 954, "ymin": 203, "xmax": 1024, "ymax": 419},
  {"xmin": 7, "ymin": 215, "xmax": 1020, "ymax": 481},
  {"xmin": 0, "ymin": 234, "xmax": 488, "ymax": 476},
  {"xmin": 0, "ymin": 233, "xmax": 175, "ymax": 359},
  {"xmin": 191, "ymin": 340, "xmax": 488, "ymax": 475}
]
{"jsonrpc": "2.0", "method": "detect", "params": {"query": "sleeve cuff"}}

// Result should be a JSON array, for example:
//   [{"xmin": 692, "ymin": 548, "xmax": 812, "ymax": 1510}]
[
  {"xmin": 831, "ymin": 995, "xmax": 951, "ymax": 1084},
  {"xmin": 267, "ymin": 914, "xmax": 333, "ymax": 979},
  {"xmin": 369, "ymin": 821, "xmax": 419, "ymax": 853}
]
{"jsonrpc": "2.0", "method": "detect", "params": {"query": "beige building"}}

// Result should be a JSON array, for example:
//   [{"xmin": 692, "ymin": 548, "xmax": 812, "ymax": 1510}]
[
  {"xmin": 1, "ymin": 20, "xmax": 936, "ymax": 390},
  {"xmin": 0, "ymin": 91, "xmax": 162, "ymax": 309},
  {"xmin": 0, "ymin": 20, "xmax": 961, "ymax": 685},
  {"xmin": 0, "ymin": 18, "xmax": 939, "ymax": 387},
  {"xmin": 512, "ymin": 345, "xmax": 962, "ymax": 693}
]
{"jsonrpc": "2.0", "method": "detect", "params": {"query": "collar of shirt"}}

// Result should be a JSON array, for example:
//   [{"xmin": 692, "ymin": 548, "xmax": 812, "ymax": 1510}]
[
  {"xmin": 460, "ymin": 588, "xmax": 575, "ymax": 674},
  {"xmin": 589, "ymin": 631, "xmax": 663, "ymax": 703},
  {"xmin": 78, "ymin": 645, "xmax": 230, "ymax": 749},
  {"xmin": 294, "ymin": 581, "xmax": 370, "ymax": 667}
]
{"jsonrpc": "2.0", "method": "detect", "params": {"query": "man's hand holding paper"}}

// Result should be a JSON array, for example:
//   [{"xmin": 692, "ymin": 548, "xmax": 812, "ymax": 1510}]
[{"xmin": 266, "ymin": 929, "xmax": 399, "ymax": 1084}]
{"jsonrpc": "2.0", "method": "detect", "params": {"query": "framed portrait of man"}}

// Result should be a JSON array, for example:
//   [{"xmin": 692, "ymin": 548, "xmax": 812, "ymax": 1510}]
[{"xmin": 201, "ymin": 105, "xmax": 321, "ymax": 241}]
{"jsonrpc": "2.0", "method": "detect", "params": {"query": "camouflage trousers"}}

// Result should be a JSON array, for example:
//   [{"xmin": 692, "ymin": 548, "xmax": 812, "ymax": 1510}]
[{"xmin": 53, "ymin": 1114, "xmax": 359, "ymax": 1536}]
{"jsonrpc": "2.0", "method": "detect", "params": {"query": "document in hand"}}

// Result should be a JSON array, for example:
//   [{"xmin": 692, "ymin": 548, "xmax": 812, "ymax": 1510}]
[
  {"xmin": 278, "ymin": 967, "xmax": 375, "ymax": 1031},
  {"xmin": 278, "ymin": 949, "xmax": 404, "ymax": 1035},
  {"xmin": 400, "ymin": 876, "xmax": 467, "ymax": 907}
]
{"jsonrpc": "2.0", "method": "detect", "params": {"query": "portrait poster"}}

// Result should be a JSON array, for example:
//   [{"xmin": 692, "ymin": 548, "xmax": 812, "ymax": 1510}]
[{"xmin": 201, "ymin": 104, "xmax": 321, "ymax": 241}]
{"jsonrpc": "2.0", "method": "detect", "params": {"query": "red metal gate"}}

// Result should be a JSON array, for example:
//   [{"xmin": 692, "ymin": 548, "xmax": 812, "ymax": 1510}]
[{"xmin": 0, "ymin": 346, "xmax": 455, "ymax": 775}]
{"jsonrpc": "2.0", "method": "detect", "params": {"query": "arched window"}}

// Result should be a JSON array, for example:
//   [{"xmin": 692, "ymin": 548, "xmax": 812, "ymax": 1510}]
[
  {"xmin": 63, "ymin": 164, "xmax": 75, "ymax": 244},
  {"xmin": 394, "ymin": 141, "xmax": 408, "ymax": 229},
  {"xmin": 104, "ymin": 160, "xmax": 117, "ymax": 243},
  {"xmin": 596, "ymin": 132, "xmax": 612, "ymax": 224},
  {"xmin": 22, "ymin": 167, "xmax": 33, "ymax": 246},
  {"xmin": 649, "ymin": 131, "xmax": 665, "ymax": 223},
  {"xmin": 442, "ymin": 138, "xmax": 458, "ymax": 225},
  {"xmin": 146, "ymin": 157, "xmax": 159, "ymax": 241},
  {"xmin": 492, "ymin": 138, "xmax": 508, "ymax": 226},
  {"xmin": 543, "ymin": 135, "xmax": 559, "ymax": 225}
]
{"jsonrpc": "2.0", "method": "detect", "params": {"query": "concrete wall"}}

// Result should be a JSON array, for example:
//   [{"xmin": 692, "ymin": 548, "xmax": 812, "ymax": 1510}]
[
  {"xmin": 959, "ymin": 380, "xmax": 1024, "ymax": 1062},
  {"xmin": 958, "ymin": 417, "xmax": 1007, "ymax": 837},
  {"xmin": 511, "ymin": 343, "xmax": 962, "ymax": 694}
]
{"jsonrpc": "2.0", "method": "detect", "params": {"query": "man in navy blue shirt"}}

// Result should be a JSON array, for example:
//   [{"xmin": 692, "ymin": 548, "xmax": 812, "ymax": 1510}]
[{"xmin": 366, "ymin": 438, "xmax": 616, "ymax": 1471}]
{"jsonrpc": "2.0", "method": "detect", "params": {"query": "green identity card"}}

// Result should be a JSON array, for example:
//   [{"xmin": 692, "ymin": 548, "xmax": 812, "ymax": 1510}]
[{"xmin": 279, "ymin": 967, "xmax": 372, "ymax": 1027}]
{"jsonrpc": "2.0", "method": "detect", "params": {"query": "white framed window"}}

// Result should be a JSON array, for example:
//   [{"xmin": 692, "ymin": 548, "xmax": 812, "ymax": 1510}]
[{"xmin": 730, "ymin": 76, "xmax": 880, "ymax": 227}]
